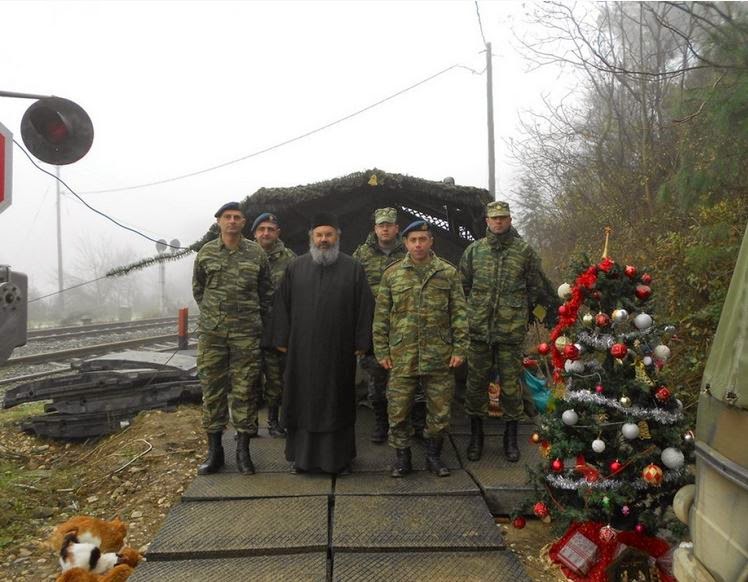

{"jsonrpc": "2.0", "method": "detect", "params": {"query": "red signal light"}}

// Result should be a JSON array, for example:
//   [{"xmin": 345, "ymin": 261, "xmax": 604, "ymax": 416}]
[{"xmin": 21, "ymin": 97, "xmax": 93, "ymax": 165}]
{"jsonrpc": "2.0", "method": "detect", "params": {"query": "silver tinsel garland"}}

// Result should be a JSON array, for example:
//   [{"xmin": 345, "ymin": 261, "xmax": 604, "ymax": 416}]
[
  {"xmin": 563, "ymin": 388, "xmax": 684, "ymax": 424},
  {"xmin": 546, "ymin": 467, "xmax": 687, "ymax": 491},
  {"xmin": 576, "ymin": 331, "xmax": 615, "ymax": 351}
]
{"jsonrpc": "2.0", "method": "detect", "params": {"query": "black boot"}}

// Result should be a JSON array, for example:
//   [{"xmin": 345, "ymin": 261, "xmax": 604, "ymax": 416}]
[
  {"xmin": 267, "ymin": 405, "xmax": 286, "ymax": 438},
  {"xmin": 466, "ymin": 416, "xmax": 484, "ymax": 462},
  {"xmin": 411, "ymin": 401, "xmax": 426, "ymax": 441},
  {"xmin": 425, "ymin": 437, "xmax": 451, "ymax": 477},
  {"xmin": 390, "ymin": 447, "xmax": 412, "ymax": 478},
  {"xmin": 197, "ymin": 432, "xmax": 224, "ymax": 475},
  {"xmin": 236, "ymin": 431, "xmax": 255, "ymax": 475},
  {"xmin": 503, "ymin": 420, "xmax": 520, "ymax": 463},
  {"xmin": 370, "ymin": 401, "xmax": 389, "ymax": 444}
]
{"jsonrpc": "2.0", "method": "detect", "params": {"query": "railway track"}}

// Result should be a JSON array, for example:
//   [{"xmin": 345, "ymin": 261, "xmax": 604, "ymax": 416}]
[{"xmin": 26, "ymin": 316, "xmax": 190, "ymax": 341}]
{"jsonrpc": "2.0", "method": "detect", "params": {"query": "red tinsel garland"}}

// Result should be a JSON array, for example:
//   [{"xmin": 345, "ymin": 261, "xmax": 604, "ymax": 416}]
[
  {"xmin": 549, "ymin": 521, "xmax": 675, "ymax": 582},
  {"xmin": 549, "ymin": 265, "xmax": 599, "ymax": 382}
]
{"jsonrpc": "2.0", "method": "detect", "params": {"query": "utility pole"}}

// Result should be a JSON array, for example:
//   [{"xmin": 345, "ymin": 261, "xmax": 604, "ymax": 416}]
[
  {"xmin": 486, "ymin": 41, "xmax": 496, "ymax": 199},
  {"xmin": 56, "ymin": 166, "xmax": 64, "ymax": 312}
]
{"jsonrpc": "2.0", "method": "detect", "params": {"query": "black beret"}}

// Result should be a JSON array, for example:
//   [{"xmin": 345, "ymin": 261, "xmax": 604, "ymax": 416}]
[
  {"xmin": 251, "ymin": 212, "xmax": 279, "ymax": 232},
  {"xmin": 402, "ymin": 220, "xmax": 431, "ymax": 237},
  {"xmin": 311, "ymin": 212, "xmax": 340, "ymax": 230},
  {"xmin": 214, "ymin": 202, "xmax": 242, "ymax": 218}
]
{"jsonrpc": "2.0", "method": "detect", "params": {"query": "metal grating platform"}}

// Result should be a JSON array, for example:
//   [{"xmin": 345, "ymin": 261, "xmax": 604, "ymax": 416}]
[
  {"xmin": 146, "ymin": 498, "xmax": 328, "ymax": 559},
  {"xmin": 335, "ymin": 469, "xmax": 479, "ymax": 496},
  {"xmin": 129, "ymin": 553, "xmax": 328, "ymax": 581},
  {"xmin": 220, "ymin": 430, "xmax": 293, "ymax": 473},
  {"xmin": 333, "ymin": 550, "xmax": 527, "ymax": 581},
  {"xmin": 353, "ymin": 434, "xmax": 462, "ymax": 472},
  {"xmin": 332, "ymin": 495, "xmax": 504, "ymax": 552},
  {"xmin": 452, "ymin": 434, "xmax": 540, "ymax": 515},
  {"xmin": 183, "ymin": 472, "xmax": 332, "ymax": 501}
]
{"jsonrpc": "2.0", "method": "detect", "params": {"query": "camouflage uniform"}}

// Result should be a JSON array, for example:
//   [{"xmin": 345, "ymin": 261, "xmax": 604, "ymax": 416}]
[
  {"xmin": 255, "ymin": 240, "xmax": 296, "ymax": 421},
  {"xmin": 373, "ymin": 252, "xmax": 469, "ymax": 449},
  {"xmin": 459, "ymin": 223, "xmax": 550, "ymax": 421},
  {"xmin": 353, "ymin": 230, "xmax": 406, "ymax": 408},
  {"xmin": 192, "ymin": 236, "xmax": 273, "ymax": 433}
]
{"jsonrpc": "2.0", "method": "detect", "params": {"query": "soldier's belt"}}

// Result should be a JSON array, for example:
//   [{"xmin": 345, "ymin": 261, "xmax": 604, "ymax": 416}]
[{"xmin": 219, "ymin": 302, "xmax": 245, "ymax": 313}]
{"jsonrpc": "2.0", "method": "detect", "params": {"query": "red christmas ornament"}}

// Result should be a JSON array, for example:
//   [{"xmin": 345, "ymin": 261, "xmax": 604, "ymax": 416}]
[
  {"xmin": 595, "ymin": 313, "xmax": 611, "ymax": 327},
  {"xmin": 537, "ymin": 342, "xmax": 551, "ymax": 356},
  {"xmin": 530, "ymin": 432, "xmax": 541, "ymax": 444},
  {"xmin": 610, "ymin": 343, "xmax": 628, "ymax": 359},
  {"xmin": 512, "ymin": 516, "xmax": 527, "ymax": 529},
  {"xmin": 635, "ymin": 285, "xmax": 652, "ymax": 300},
  {"xmin": 590, "ymin": 290, "xmax": 602, "ymax": 301},
  {"xmin": 595, "ymin": 384, "xmax": 604, "ymax": 394},
  {"xmin": 642, "ymin": 463, "xmax": 664, "ymax": 486},
  {"xmin": 551, "ymin": 458, "xmax": 564, "ymax": 473},
  {"xmin": 563, "ymin": 344, "xmax": 580, "ymax": 361},
  {"xmin": 558, "ymin": 304, "xmax": 569, "ymax": 317},
  {"xmin": 533, "ymin": 502, "xmax": 549, "ymax": 519},
  {"xmin": 522, "ymin": 357, "xmax": 538, "ymax": 369},
  {"xmin": 599, "ymin": 524, "xmax": 618, "ymax": 544},
  {"xmin": 624, "ymin": 265, "xmax": 637, "ymax": 279},
  {"xmin": 610, "ymin": 459, "xmax": 623, "ymax": 474},
  {"xmin": 655, "ymin": 386, "xmax": 671, "ymax": 402},
  {"xmin": 641, "ymin": 273, "xmax": 653, "ymax": 285},
  {"xmin": 598, "ymin": 257, "xmax": 615, "ymax": 273},
  {"xmin": 634, "ymin": 523, "xmax": 646, "ymax": 535}
]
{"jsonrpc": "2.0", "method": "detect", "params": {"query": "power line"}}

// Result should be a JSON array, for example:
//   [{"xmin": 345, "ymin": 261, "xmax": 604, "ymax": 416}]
[
  {"xmin": 29, "ymin": 275, "xmax": 109, "ymax": 303},
  {"xmin": 14, "ymin": 140, "xmax": 186, "ymax": 251},
  {"xmin": 475, "ymin": 1, "xmax": 488, "ymax": 47},
  {"xmin": 84, "ymin": 63, "xmax": 485, "ymax": 195}
]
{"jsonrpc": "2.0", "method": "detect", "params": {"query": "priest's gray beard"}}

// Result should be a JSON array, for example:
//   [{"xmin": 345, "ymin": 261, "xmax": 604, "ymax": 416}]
[{"xmin": 309, "ymin": 240, "xmax": 340, "ymax": 266}]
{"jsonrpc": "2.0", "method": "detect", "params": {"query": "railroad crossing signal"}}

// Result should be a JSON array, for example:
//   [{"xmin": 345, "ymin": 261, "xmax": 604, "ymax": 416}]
[
  {"xmin": 21, "ymin": 96, "xmax": 94, "ymax": 165},
  {"xmin": 0, "ymin": 121, "xmax": 11, "ymax": 215}
]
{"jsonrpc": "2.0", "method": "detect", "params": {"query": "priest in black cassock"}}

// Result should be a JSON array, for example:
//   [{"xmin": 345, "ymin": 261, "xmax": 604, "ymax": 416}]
[{"xmin": 271, "ymin": 212, "xmax": 374, "ymax": 475}]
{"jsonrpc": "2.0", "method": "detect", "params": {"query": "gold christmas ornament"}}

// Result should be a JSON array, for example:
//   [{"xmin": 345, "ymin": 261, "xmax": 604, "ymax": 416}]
[
  {"xmin": 554, "ymin": 336, "xmax": 571, "ymax": 350},
  {"xmin": 635, "ymin": 361, "xmax": 655, "ymax": 387},
  {"xmin": 619, "ymin": 396, "xmax": 632, "ymax": 408},
  {"xmin": 638, "ymin": 421, "xmax": 652, "ymax": 439}
]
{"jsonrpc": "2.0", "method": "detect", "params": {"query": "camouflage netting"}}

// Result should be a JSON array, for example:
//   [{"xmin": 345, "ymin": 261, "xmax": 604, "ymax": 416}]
[{"xmin": 108, "ymin": 168, "xmax": 491, "ymax": 277}]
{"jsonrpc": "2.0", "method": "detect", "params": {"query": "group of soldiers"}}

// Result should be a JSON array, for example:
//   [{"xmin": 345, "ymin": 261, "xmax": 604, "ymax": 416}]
[{"xmin": 192, "ymin": 199, "xmax": 556, "ymax": 477}]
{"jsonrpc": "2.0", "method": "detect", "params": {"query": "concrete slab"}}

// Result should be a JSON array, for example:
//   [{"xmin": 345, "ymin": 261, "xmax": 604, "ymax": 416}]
[
  {"xmin": 146, "ymin": 498, "xmax": 328, "ymax": 560},
  {"xmin": 335, "ymin": 469, "xmax": 480, "ymax": 497},
  {"xmin": 183, "ymin": 472, "xmax": 332, "ymax": 501},
  {"xmin": 130, "ymin": 553, "xmax": 328, "ymax": 581},
  {"xmin": 452, "ymin": 434, "xmax": 540, "ymax": 515},
  {"xmin": 332, "ymin": 495, "xmax": 504, "ymax": 552},
  {"xmin": 333, "ymin": 551, "xmax": 527, "ymax": 581}
]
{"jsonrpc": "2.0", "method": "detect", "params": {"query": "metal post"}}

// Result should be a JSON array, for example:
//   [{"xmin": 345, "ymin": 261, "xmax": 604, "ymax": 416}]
[
  {"xmin": 486, "ymin": 41, "xmax": 496, "ymax": 199},
  {"xmin": 177, "ymin": 307, "xmax": 189, "ymax": 350},
  {"xmin": 159, "ymin": 262, "xmax": 166, "ymax": 315},
  {"xmin": 56, "ymin": 166, "xmax": 64, "ymax": 312}
]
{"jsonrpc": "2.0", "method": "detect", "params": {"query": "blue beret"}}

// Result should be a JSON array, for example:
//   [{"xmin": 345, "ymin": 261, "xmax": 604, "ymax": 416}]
[
  {"xmin": 402, "ymin": 220, "xmax": 431, "ymax": 237},
  {"xmin": 214, "ymin": 201, "xmax": 242, "ymax": 218},
  {"xmin": 251, "ymin": 212, "xmax": 279, "ymax": 232}
]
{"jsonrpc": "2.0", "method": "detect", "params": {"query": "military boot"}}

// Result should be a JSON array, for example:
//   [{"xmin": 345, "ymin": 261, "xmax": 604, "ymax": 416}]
[
  {"xmin": 411, "ymin": 401, "xmax": 426, "ymax": 441},
  {"xmin": 466, "ymin": 416, "xmax": 484, "ymax": 462},
  {"xmin": 425, "ymin": 436, "xmax": 451, "ymax": 477},
  {"xmin": 390, "ymin": 447, "xmax": 412, "ymax": 478},
  {"xmin": 503, "ymin": 420, "xmax": 520, "ymax": 463},
  {"xmin": 267, "ymin": 405, "xmax": 286, "ymax": 438},
  {"xmin": 370, "ymin": 401, "xmax": 389, "ymax": 444},
  {"xmin": 197, "ymin": 432, "xmax": 224, "ymax": 475},
  {"xmin": 236, "ymin": 431, "xmax": 255, "ymax": 475}
]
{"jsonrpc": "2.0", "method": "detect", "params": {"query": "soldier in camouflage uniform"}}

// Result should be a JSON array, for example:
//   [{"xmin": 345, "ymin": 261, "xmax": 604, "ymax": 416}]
[
  {"xmin": 353, "ymin": 208, "xmax": 407, "ymax": 443},
  {"xmin": 373, "ymin": 221, "xmax": 469, "ymax": 478},
  {"xmin": 251, "ymin": 212, "xmax": 296, "ymax": 438},
  {"xmin": 459, "ymin": 200, "xmax": 555, "ymax": 462},
  {"xmin": 192, "ymin": 202, "xmax": 274, "ymax": 475}
]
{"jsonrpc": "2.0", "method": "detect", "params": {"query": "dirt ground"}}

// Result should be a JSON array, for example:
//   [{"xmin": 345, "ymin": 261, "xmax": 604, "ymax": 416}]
[{"xmin": 0, "ymin": 404, "xmax": 563, "ymax": 582}]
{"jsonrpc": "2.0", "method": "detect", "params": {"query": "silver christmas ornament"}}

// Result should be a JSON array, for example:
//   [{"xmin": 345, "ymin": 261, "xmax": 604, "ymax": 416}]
[
  {"xmin": 654, "ymin": 345, "xmax": 671, "ymax": 361},
  {"xmin": 619, "ymin": 396, "xmax": 632, "ymax": 408},
  {"xmin": 661, "ymin": 447, "xmax": 685, "ymax": 469},
  {"xmin": 562, "ymin": 409, "xmax": 579, "ymax": 426},
  {"xmin": 612, "ymin": 308, "xmax": 629, "ymax": 323},
  {"xmin": 592, "ymin": 439, "xmax": 606, "ymax": 453},
  {"xmin": 633, "ymin": 313, "xmax": 653, "ymax": 330},
  {"xmin": 622, "ymin": 423, "xmax": 640, "ymax": 440},
  {"xmin": 557, "ymin": 283, "xmax": 572, "ymax": 300}
]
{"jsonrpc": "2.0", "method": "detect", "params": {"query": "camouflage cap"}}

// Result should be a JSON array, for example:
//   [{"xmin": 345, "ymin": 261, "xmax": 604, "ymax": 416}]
[
  {"xmin": 374, "ymin": 207, "xmax": 397, "ymax": 224},
  {"xmin": 486, "ymin": 200, "xmax": 511, "ymax": 218},
  {"xmin": 402, "ymin": 220, "xmax": 431, "ymax": 237}
]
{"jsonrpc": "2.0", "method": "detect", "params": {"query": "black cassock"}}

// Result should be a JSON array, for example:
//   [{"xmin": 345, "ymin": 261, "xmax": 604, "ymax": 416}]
[{"xmin": 271, "ymin": 252, "xmax": 373, "ymax": 473}]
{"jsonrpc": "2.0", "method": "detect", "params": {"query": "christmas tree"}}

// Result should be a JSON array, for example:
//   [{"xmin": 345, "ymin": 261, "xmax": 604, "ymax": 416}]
[{"xmin": 526, "ymin": 229, "xmax": 694, "ymax": 539}]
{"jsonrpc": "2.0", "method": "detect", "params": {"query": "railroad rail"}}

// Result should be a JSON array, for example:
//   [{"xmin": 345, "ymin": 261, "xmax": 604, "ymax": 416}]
[{"xmin": 26, "ymin": 316, "xmax": 190, "ymax": 341}]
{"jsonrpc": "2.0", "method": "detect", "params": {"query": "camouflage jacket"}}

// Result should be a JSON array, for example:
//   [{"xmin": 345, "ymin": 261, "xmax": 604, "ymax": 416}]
[
  {"xmin": 459, "ymin": 228, "xmax": 553, "ymax": 345},
  {"xmin": 373, "ymin": 253, "xmax": 469, "ymax": 376},
  {"xmin": 352, "ymin": 233, "xmax": 407, "ymax": 298},
  {"xmin": 264, "ymin": 240, "xmax": 296, "ymax": 289},
  {"xmin": 192, "ymin": 236, "xmax": 274, "ymax": 337}
]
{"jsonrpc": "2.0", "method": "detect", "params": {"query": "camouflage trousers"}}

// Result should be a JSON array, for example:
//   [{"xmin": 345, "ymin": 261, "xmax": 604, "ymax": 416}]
[
  {"xmin": 250, "ymin": 349, "xmax": 285, "ymax": 430},
  {"xmin": 387, "ymin": 372, "xmax": 454, "ymax": 449},
  {"xmin": 197, "ymin": 330, "xmax": 261, "ymax": 433},
  {"xmin": 465, "ymin": 341, "xmax": 536, "ymax": 421},
  {"xmin": 360, "ymin": 355, "xmax": 425, "ymax": 406}
]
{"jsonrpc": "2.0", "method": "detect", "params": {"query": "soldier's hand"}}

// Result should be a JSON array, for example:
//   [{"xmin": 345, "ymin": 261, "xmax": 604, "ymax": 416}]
[
  {"xmin": 449, "ymin": 355, "xmax": 465, "ymax": 368},
  {"xmin": 379, "ymin": 357, "xmax": 393, "ymax": 370},
  {"xmin": 277, "ymin": 346, "xmax": 288, "ymax": 353}
]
